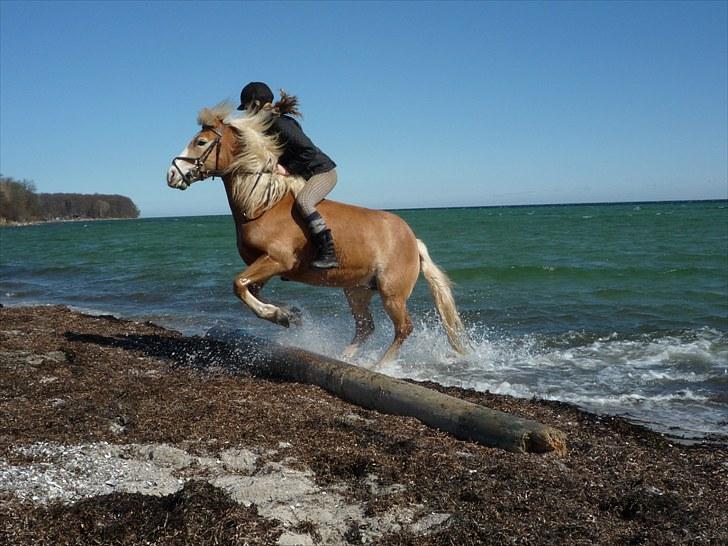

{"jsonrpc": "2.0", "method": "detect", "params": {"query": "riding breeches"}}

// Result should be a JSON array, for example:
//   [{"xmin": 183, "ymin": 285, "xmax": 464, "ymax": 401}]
[{"xmin": 295, "ymin": 169, "xmax": 337, "ymax": 218}]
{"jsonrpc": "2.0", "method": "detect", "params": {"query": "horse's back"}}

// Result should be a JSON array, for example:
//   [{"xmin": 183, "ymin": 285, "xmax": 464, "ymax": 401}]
[
  {"xmin": 320, "ymin": 198, "xmax": 421, "ymax": 291},
  {"xmin": 320, "ymin": 198, "xmax": 418, "ymax": 254},
  {"xmin": 242, "ymin": 194, "xmax": 420, "ymax": 288},
  {"xmin": 321, "ymin": 199, "xmax": 413, "ymax": 232}
]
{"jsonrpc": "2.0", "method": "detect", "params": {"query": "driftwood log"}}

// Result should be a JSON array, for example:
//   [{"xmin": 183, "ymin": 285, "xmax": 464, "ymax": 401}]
[{"xmin": 211, "ymin": 329, "xmax": 567, "ymax": 455}]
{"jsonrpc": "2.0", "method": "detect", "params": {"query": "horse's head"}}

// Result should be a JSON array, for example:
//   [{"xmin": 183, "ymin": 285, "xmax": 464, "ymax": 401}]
[{"xmin": 167, "ymin": 104, "xmax": 236, "ymax": 190}]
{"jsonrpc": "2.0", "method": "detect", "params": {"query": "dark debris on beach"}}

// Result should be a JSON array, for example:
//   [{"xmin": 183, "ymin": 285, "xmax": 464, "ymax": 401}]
[{"xmin": 0, "ymin": 305, "xmax": 726, "ymax": 545}]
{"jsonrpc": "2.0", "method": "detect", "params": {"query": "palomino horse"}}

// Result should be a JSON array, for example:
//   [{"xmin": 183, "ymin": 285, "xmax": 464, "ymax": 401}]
[{"xmin": 167, "ymin": 103, "xmax": 466, "ymax": 364}]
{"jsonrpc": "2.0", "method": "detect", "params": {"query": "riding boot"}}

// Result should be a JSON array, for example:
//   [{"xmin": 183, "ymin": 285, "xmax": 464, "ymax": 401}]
[
  {"xmin": 305, "ymin": 211, "xmax": 340, "ymax": 269},
  {"xmin": 312, "ymin": 229, "xmax": 339, "ymax": 269}
]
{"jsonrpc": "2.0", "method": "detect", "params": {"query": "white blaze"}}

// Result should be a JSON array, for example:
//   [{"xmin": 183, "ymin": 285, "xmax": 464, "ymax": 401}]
[{"xmin": 167, "ymin": 144, "xmax": 193, "ymax": 189}]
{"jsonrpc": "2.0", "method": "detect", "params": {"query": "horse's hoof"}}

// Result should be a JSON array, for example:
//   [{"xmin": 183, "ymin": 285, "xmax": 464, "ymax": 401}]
[
  {"xmin": 283, "ymin": 306, "xmax": 303, "ymax": 326},
  {"xmin": 271, "ymin": 308, "xmax": 290, "ymax": 328},
  {"xmin": 274, "ymin": 307, "xmax": 302, "ymax": 328}
]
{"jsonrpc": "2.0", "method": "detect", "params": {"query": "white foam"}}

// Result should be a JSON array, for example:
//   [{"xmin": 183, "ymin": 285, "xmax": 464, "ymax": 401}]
[{"xmin": 269, "ymin": 313, "xmax": 727, "ymax": 438}]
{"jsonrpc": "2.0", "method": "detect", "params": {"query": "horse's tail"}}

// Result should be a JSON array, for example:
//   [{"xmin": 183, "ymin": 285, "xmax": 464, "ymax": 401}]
[{"xmin": 417, "ymin": 239, "xmax": 468, "ymax": 355}]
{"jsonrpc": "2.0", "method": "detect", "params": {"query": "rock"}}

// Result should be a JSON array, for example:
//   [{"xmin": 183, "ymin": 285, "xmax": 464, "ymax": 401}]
[
  {"xmin": 45, "ymin": 351, "xmax": 67, "ymax": 363},
  {"xmin": 131, "ymin": 445, "xmax": 192, "ymax": 470},
  {"xmin": 108, "ymin": 421, "xmax": 126, "ymax": 435},
  {"xmin": 410, "ymin": 512, "xmax": 451, "ymax": 534}
]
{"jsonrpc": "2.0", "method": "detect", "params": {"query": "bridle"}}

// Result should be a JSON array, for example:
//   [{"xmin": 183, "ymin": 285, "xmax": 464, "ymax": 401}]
[
  {"xmin": 171, "ymin": 127, "xmax": 223, "ymax": 185},
  {"xmin": 170, "ymin": 125, "xmax": 279, "ymax": 222}
]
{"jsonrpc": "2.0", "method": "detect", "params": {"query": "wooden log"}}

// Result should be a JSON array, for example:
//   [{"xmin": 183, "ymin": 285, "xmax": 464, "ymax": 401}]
[{"xmin": 210, "ymin": 329, "xmax": 567, "ymax": 455}]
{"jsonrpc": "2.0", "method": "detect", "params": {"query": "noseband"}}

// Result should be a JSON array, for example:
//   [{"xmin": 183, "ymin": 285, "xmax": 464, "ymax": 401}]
[{"xmin": 172, "ymin": 127, "xmax": 223, "ymax": 185}]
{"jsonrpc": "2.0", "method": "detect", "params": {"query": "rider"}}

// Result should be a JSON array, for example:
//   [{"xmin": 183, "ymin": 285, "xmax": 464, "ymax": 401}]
[{"xmin": 237, "ymin": 81, "xmax": 339, "ymax": 269}]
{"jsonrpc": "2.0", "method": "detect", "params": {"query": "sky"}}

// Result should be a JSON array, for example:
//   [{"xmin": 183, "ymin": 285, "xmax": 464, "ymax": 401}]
[{"xmin": 1, "ymin": 1, "xmax": 726, "ymax": 218}]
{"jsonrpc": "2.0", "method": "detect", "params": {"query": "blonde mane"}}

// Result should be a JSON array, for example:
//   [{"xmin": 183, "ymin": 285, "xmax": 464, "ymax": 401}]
[
  {"xmin": 197, "ymin": 102, "xmax": 234, "ymax": 127},
  {"xmin": 196, "ymin": 104, "xmax": 305, "ymax": 220}
]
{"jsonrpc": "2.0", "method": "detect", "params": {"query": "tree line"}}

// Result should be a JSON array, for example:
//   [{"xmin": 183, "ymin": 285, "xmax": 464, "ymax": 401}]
[{"xmin": 0, "ymin": 175, "xmax": 140, "ymax": 224}]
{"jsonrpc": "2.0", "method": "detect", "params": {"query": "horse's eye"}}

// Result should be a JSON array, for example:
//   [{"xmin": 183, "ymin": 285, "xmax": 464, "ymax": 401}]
[{"xmin": 196, "ymin": 139, "xmax": 208, "ymax": 146}]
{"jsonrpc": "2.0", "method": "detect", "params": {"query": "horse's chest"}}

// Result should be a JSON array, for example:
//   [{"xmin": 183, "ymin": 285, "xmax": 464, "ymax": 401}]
[
  {"xmin": 235, "ymin": 235, "xmax": 258, "ymax": 265},
  {"xmin": 235, "ymin": 225, "xmax": 265, "ymax": 265},
  {"xmin": 237, "ymin": 247, "xmax": 261, "ymax": 265}
]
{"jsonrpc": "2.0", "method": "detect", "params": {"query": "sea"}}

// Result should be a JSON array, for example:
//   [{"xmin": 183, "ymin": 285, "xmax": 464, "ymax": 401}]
[{"xmin": 2, "ymin": 200, "xmax": 727, "ymax": 443}]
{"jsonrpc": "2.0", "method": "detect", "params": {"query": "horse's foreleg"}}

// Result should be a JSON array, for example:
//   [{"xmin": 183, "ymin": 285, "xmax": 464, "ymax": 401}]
[
  {"xmin": 342, "ymin": 287, "xmax": 375, "ymax": 359},
  {"xmin": 377, "ymin": 293, "xmax": 414, "ymax": 366},
  {"xmin": 233, "ymin": 256, "xmax": 297, "ymax": 327}
]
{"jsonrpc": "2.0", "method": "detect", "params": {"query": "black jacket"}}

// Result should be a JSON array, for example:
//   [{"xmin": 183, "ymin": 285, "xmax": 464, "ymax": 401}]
[{"xmin": 267, "ymin": 115, "xmax": 336, "ymax": 180}]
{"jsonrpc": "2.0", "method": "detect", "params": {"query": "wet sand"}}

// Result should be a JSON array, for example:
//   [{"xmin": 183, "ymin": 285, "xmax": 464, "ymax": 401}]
[{"xmin": 1, "ymin": 305, "xmax": 726, "ymax": 545}]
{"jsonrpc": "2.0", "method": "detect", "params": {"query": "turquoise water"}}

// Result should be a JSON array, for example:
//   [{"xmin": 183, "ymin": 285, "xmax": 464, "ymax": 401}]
[{"xmin": 2, "ymin": 201, "xmax": 727, "ymax": 441}]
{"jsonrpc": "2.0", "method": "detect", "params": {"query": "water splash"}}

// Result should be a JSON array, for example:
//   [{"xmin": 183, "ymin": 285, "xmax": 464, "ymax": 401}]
[{"xmin": 270, "ymin": 312, "xmax": 728, "ymax": 442}]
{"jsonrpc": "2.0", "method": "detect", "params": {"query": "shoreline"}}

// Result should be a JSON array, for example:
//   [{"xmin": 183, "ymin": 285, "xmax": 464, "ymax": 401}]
[
  {"xmin": 0, "ymin": 216, "xmax": 138, "ymax": 228},
  {"xmin": 1, "ymin": 305, "xmax": 726, "ymax": 545},
  {"xmin": 1, "ymin": 299, "xmax": 725, "ymax": 447}
]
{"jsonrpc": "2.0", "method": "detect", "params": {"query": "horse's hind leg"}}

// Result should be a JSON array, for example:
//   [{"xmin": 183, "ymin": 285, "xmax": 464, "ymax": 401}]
[
  {"xmin": 232, "ymin": 255, "xmax": 298, "ymax": 327},
  {"xmin": 342, "ymin": 287, "xmax": 375, "ymax": 359},
  {"xmin": 377, "ymin": 292, "xmax": 414, "ymax": 366}
]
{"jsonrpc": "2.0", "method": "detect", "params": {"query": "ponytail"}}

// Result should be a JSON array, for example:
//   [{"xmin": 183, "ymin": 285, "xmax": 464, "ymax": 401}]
[{"xmin": 273, "ymin": 89, "xmax": 302, "ymax": 118}]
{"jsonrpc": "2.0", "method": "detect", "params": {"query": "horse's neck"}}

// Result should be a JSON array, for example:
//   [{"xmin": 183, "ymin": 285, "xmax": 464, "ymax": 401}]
[
  {"xmin": 222, "ymin": 175, "xmax": 248, "ymax": 226},
  {"xmin": 222, "ymin": 118, "xmax": 304, "ymax": 222}
]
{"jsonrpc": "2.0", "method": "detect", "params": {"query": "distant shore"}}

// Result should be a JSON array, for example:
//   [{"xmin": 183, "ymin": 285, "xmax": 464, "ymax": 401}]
[
  {"xmin": 1, "ymin": 304, "xmax": 726, "ymax": 545},
  {"xmin": 0, "ymin": 216, "xmax": 136, "ymax": 228}
]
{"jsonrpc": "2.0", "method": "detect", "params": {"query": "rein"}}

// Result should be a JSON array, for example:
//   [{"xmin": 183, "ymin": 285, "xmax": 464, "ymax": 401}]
[
  {"xmin": 236, "ymin": 159, "xmax": 276, "ymax": 222},
  {"xmin": 246, "ymin": 159, "xmax": 273, "ymax": 196}
]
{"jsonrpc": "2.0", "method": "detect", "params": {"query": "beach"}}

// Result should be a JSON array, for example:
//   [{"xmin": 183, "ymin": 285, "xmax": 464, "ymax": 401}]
[
  {"xmin": 1, "ymin": 305, "xmax": 726, "ymax": 545},
  {"xmin": 2, "ymin": 0, "xmax": 727, "ymax": 542}
]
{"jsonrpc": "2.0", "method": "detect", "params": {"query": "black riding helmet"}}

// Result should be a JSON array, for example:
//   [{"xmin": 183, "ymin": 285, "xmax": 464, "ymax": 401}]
[{"xmin": 237, "ymin": 82, "xmax": 274, "ymax": 111}]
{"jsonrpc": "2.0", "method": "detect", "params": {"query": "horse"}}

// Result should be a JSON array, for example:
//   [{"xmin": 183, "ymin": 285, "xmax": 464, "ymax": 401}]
[{"xmin": 166, "ymin": 103, "xmax": 467, "ymax": 365}]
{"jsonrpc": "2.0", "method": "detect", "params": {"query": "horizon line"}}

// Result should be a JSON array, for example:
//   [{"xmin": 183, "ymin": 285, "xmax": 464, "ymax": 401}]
[{"xmin": 140, "ymin": 198, "xmax": 728, "ymax": 219}]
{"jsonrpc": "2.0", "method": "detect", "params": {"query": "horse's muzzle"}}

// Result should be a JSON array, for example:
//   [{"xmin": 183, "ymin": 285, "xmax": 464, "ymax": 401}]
[{"xmin": 167, "ymin": 167, "xmax": 189, "ymax": 190}]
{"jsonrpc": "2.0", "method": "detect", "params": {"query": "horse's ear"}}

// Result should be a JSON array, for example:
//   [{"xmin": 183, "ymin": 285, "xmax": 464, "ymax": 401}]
[{"xmin": 201, "ymin": 123, "xmax": 222, "ymax": 133}]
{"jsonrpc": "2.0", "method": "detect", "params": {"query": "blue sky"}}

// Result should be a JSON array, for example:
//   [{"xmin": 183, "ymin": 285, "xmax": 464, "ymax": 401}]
[{"xmin": 1, "ymin": 1, "xmax": 726, "ymax": 217}]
